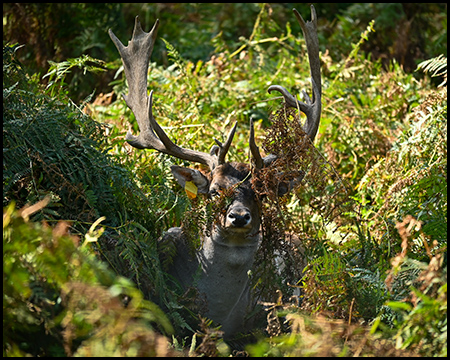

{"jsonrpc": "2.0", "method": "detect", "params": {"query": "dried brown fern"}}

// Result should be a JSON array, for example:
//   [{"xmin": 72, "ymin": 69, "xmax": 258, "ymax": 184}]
[{"xmin": 251, "ymin": 105, "xmax": 359, "ymax": 303}]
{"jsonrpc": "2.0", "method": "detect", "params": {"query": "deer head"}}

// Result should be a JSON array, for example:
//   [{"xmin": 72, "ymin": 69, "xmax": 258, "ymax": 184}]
[{"xmin": 109, "ymin": 5, "xmax": 321, "ymax": 339}]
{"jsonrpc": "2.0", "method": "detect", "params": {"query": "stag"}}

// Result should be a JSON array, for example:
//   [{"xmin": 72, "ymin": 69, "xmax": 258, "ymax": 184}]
[{"xmin": 109, "ymin": 5, "xmax": 321, "ymax": 339}]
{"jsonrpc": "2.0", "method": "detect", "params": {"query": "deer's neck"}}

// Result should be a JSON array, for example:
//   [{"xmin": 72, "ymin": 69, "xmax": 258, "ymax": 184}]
[
  {"xmin": 202, "ymin": 229, "xmax": 260, "ymax": 267},
  {"xmin": 195, "ymin": 230, "xmax": 260, "ymax": 336}
]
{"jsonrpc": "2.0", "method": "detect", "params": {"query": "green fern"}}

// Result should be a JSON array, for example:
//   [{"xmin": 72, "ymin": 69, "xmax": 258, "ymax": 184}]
[
  {"xmin": 161, "ymin": 38, "xmax": 187, "ymax": 73},
  {"xmin": 3, "ymin": 43, "xmax": 192, "ymax": 340},
  {"xmin": 417, "ymin": 54, "xmax": 447, "ymax": 86},
  {"xmin": 43, "ymin": 54, "xmax": 107, "ymax": 97}
]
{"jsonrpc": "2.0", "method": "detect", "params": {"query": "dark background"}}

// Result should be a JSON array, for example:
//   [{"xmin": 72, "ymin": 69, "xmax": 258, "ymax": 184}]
[{"xmin": 3, "ymin": 3, "xmax": 447, "ymax": 100}]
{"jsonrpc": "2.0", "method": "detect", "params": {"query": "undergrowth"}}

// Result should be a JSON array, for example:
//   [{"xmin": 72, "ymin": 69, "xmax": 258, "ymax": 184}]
[
  {"xmin": 3, "ymin": 4, "xmax": 447, "ymax": 357},
  {"xmin": 3, "ymin": 43, "xmax": 191, "ymax": 356},
  {"xmin": 3, "ymin": 201, "xmax": 176, "ymax": 356}
]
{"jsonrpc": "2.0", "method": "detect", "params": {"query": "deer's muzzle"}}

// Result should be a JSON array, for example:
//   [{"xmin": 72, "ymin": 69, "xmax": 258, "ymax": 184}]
[{"xmin": 226, "ymin": 206, "xmax": 253, "ymax": 230}]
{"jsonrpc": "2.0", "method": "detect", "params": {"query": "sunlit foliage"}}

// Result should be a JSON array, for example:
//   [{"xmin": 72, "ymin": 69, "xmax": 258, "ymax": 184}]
[{"xmin": 3, "ymin": 4, "xmax": 446, "ymax": 357}]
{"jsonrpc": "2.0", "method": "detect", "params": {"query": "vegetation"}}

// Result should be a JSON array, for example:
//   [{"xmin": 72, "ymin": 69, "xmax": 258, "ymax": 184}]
[{"xmin": 3, "ymin": 3, "xmax": 447, "ymax": 357}]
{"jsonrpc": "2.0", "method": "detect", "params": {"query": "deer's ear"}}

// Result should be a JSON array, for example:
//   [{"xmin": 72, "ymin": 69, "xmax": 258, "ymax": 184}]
[
  {"xmin": 170, "ymin": 165, "xmax": 210, "ymax": 194},
  {"xmin": 277, "ymin": 171, "xmax": 306, "ymax": 197}
]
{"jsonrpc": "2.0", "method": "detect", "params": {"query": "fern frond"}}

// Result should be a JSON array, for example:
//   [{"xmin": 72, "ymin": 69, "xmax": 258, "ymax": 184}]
[
  {"xmin": 417, "ymin": 54, "xmax": 447, "ymax": 77},
  {"xmin": 417, "ymin": 55, "xmax": 447, "ymax": 87}
]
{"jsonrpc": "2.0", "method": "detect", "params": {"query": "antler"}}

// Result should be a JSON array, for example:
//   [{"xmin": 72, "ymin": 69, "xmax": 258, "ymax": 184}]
[
  {"xmin": 109, "ymin": 16, "xmax": 237, "ymax": 170},
  {"xmin": 249, "ymin": 6, "xmax": 322, "ymax": 171},
  {"xmin": 268, "ymin": 5, "xmax": 322, "ymax": 142}
]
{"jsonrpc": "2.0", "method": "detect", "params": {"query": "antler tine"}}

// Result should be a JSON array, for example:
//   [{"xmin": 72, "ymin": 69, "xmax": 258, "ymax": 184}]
[
  {"xmin": 268, "ymin": 5, "xmax": 322, "ymax": 142},
  {"xmin": 109, "ymin": 17, "xmax": 225, "ymax": 170},
  {"xmin": 249, "ymin": 118, "xmax": 264, "ymax": 169},
  {"xmin": 211, "ymin": 121, "xmax": 238, "ymax": 166}
]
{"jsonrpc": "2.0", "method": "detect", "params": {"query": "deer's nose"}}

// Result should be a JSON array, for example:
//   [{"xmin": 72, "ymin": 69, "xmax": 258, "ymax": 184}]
[{"xmin": 227, "ymin": 208, "xmax": 252, "ymax": 228}]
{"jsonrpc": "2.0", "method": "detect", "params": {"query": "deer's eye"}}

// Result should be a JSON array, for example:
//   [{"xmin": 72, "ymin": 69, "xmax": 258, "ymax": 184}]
[{"xmin": 208, "ymin": 188, "xmax": 222, "ymax": 199}]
